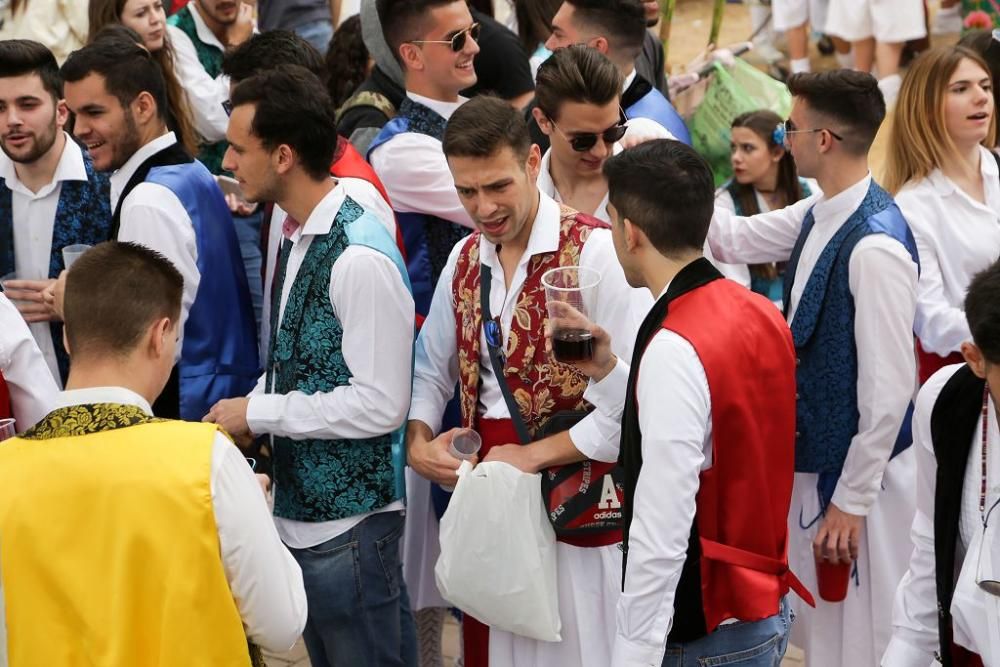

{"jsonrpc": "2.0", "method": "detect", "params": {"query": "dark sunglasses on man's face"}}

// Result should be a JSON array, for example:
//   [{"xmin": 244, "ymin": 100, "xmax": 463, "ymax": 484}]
[
  {"xmin": 410, "ymin": 22, "xmax": 481, "ymax": 52},
  {"xmin": 553, "ymin": 120, "xmax": 628, "ymax": 152}
]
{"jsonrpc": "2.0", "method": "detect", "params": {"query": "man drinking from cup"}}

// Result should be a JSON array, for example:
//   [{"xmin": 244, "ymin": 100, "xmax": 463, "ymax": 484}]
[{"xmin": 406, "ymin": 94, "xmax": 650, "ymax": 667}]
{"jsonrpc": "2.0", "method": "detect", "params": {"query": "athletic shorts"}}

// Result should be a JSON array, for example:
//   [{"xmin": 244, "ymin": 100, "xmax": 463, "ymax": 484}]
[
  {"xmin": 772, "ymin": 0, "xmax": 829, "ymax": 33},
  {"xmin": 824, "ymin": 0, "xmax": 926, "ymax": 42}
]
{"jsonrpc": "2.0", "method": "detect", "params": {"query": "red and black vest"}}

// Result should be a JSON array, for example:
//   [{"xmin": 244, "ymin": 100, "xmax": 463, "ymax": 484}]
[
  {"xmin": 0, "ymin": 371, "xmax": 10, "ymax": 421},
  {"xmin": 621, "ymin": 258, "xmax": 812, "ymax": 643}
]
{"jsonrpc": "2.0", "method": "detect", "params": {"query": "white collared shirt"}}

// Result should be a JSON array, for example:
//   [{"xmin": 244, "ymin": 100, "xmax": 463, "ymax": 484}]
[
  {"xmin": 368, "ymin": 91, "xmax": 475, "ymax": 228},
  {"xmin": 409, "ymin": 190, "xmax": 652, "ymax": 463},
  {"xmin": 110, "ymin": 132, "xmax": 200, "ymax": 362},
  {"xmin": 166, "ymin": 3, "xmax": 232, "ymax": 145},
  {"xmin": 708, "ymin": 174, "xmax": 918, "ymax": 515},
  {"xmin": 894, "ymin": 145, "xmax": 1000, "ymax": 356},
  {"xmin": 0, "ymin": 133, "xmax": 87, "ymax": 384},
  {"xmin": 0, "ymin": 384, "xmax": 307, "ymax": 652},
  {"xmin": 0, "ymin": 293, "xmax": 57, "ymax": 431},
  {"xmin": 246, "ymin": 182, "xmax": 414, "ymax": 548},
  {"xmin": 536, "ymin": 146, "xmax": 614, "ymax": 223}
]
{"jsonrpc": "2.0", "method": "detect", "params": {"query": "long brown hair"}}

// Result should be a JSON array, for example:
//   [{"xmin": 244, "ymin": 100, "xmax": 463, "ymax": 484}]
[
  {"xmin": 87, "ymin": 0, "xmax": 200, "ymax": 157},
  {"xmin": 884, "ymin": 45, "xmax": 998, "ymax": 195}
]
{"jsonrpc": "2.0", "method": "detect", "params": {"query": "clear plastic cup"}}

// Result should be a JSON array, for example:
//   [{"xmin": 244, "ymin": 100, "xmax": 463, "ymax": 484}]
[
  {"xmin": 448, "ymin": 428, "xmax": 481, "ymax": 460},
  {"xmin": 541, "ymin": 266, "xmax": 601, "ymax": 363},
  {"xmin": 61, "ymin": 244, "xmax": 91, "ymax": 270},
  {"xmin": 0, "ymin": 418, "xmax": 16, "ymax": 442}
]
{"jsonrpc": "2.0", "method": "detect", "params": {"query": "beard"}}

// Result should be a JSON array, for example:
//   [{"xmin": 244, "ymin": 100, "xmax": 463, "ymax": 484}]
[
  {"xmin": 0, "ymin": 111, "xmax": 59, "ymax": 165},
  {"xmin": 107, "ymin": 109, "xmax": 144, "ymax": 172}
]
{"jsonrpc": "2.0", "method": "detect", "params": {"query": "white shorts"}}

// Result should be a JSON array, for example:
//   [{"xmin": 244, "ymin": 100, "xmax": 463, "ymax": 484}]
[
  {"xmin": 824, "ymin": 0, "xmax": 927, "ymax": 42},
  {"xmin": 772, "ymin": 0, "xmax": 829, "ymax": 33}
]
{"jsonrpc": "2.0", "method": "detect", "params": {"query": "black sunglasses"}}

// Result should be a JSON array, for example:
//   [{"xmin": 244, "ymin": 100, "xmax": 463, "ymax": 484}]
[
  {"xmin": 484, "ymin": 316, "xmax": 506, "ymax": 367},
  {"xmin": 410, "ymin": 22, "xmax": 481, "ymax": 52},
  {"xmin": 551, "ymin": 119, "xmax": 628, "ymax": 152}
]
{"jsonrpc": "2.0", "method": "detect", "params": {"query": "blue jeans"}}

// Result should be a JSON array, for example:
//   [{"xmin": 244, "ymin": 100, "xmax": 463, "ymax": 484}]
[
  {"xmin": 662, "ymin": 597, "xmax": 792, "ymax": 667},
  {"xmin": 287, "ymin": 511, "xmax": 418, "ymax": 667},
  {"xmin": 232, "ymin": 209, "xmax": 263, "ymax": 333},
  {"xmin": 294, "ymin": 18, "xmax": 334, "ymax": 54}
]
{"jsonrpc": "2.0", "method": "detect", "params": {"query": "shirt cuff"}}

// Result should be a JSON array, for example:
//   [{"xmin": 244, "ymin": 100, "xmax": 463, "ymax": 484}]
[
  {"xmin": 407, "ymin": 399, "xmax": 446, "ymax": 438},
  {"xmin": 881, "ymin": 635, "xmax": 938, "ymax": 666},
  {"xmin": 246, "ymin": 393, "xmax": 285, "ymax": 437},
  {"xmin": 583, "ymin": 357, "xmax": 630, "ymax": 417},
  {"xmin": 831, "ymin": 475, "xmax": 879, "ymax": 517},
  {"xmin": 610, "ymin": 634, "xmax": 666, "ymax": 667}
]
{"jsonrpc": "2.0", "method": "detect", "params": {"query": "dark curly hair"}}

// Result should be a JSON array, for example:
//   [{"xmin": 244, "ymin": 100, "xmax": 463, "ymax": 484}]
[{"xmin": 325, "ymin": 14, "xmax": 370, "ymax": 108}]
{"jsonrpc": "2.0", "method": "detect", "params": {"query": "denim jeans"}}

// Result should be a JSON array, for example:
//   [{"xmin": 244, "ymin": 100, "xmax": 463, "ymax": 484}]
[
  {"xmin": 231, "ymin": 209, "xmax": 263, "ymax": 333},
  {"xmin": 287, "ymin": 511, "xmax": 418, "ymax": 667},
  {"xmin": 294, "ymin": 18, "xmax": 334, "ymax": 54},
  {"xmin": 662, "ymin": 597, "xmax": 792, "ymax": 667}
]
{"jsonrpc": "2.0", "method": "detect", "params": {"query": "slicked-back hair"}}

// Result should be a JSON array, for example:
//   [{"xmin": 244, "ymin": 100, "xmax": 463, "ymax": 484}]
[
  {"xmin": 966, "ymin": 260, "xmax": 1000, "ymax": 364},
  {"xmin": 222, "ymin": 30, "xmax": 327, "ymax": 83},
  {"xmin": 61, "ymin": 31, "xmax": 169, "ymax": 124},
  {"xmin": 603, "ymin": 139, "xmax": 715, "ymax": 256},
  {"xmin": 443, "ymin": 95, "xmax": 532, "ymax": 162},
  {"xmin": 64, "ymin": 241, "xmax": 182, "ymax": 359},
  {"xmin": 535, "ymin": 44, "xmax": 622, "ymax": 121},
  {"xmin": 786, "ymin": 69, "xmax": 885, "ymax": 156},
  {"xmin": 378, "ymin": 0, "xmax": 465, "ymax": 65},
  {"xmin": 230, "ymin": 65, "xmax": 339, "ymax": 181},
  {"xmin": 564, "ymin": 0, "xmax": 646, "ymax": 60},
  {"xmin": 0, "ymin": 40, "xmax": 63, "ymax": 102}
]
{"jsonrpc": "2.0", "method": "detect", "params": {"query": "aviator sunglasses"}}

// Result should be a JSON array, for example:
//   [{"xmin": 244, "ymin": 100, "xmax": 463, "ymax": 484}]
[
  {"xmin": 409, "ymin": 22, "xmax": 481, "ymax": 52},
  {"xmin": 549, "ymin": 110, "xmax": 629, "ymax": 152}
]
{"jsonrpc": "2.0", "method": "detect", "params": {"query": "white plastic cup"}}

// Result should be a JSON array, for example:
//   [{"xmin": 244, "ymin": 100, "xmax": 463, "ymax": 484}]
[
  {"xmin": 62, "ymin": 244, "xmax": 91, "ymax": 270},
  {"xmin": 0, "ymin": 418, "xmax": 15, "ymax": 442}
]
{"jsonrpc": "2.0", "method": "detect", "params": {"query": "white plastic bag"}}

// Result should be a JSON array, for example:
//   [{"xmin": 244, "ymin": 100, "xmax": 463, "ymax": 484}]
[{"xmin": 434, "ymin": 461, "xmax": 561, "ymax": 641}]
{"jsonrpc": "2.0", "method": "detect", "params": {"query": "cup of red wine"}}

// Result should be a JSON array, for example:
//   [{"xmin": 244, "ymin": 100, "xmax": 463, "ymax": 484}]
[{"xmin": 541, "ymin": 266, "xmax": 602, "ymax": 363}]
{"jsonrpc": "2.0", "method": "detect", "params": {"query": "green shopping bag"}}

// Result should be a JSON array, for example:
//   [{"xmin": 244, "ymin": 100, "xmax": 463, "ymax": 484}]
[{"xmin": 689, "ymin": 59, "xmax": 792, "ymax": 187}]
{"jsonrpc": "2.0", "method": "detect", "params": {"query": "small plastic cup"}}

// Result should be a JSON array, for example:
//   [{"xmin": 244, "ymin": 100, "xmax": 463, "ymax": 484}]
[
  {"xmin": 62, "ymin": 244, "xmax": 91, "ymax": 270},
  {"xmin": 815, "ymin": 557, "xmax": 851, "ymax": 602},
  {"xmin": 0, "ymin": 418, "xmax": 16, "ymax": 442},
  {"xmin": 449, "ymin": 428, "xmax": 481, "ymax": 460}
]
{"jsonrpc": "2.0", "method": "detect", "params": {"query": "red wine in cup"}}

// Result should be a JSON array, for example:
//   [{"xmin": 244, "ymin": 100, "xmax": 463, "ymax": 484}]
[{"xmin": 552, "ymin": 328, "xmax": 594, "ymax": 362}]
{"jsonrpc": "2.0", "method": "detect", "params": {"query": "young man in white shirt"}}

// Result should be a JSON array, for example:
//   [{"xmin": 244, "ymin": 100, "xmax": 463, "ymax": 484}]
[
  {"xmin": 885, "ymin": 261, "xmax": 1000, "ymax": 667},
  {"xmin": 61, "ymin": 35, "xmax": 259, "ymax": 422},
  {"xmin": 0, "ymin": 40, "xmax": 113, "ymax": 386},
  {"xmin": 205, "ymin": 65, "xmax": 416, "ymax": 667},
  {"xmin": 707, "ymin": 69, "xmax": 920, "ymax": 667},
  {"xmin": 0, "ymin": 289, "xmax": 57, "ymax": 432},
  {"xmin": 408, "ymin": 94, "xmax": 650, "ymax": 667},
  {"xmin": 0, "ymin": 240, "xmax": 306, "ymax": 663}
]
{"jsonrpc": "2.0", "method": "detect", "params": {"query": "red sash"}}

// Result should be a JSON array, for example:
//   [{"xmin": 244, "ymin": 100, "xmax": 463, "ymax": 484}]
[
  {"xmin": 0, "ymin": 371, "xmax": 10, "ymax": 421},
  {"xmin": 917, "ymin": 339, "xmax": 964, "ymax": 386},
  {"xmin": 951, "ymin": 643, "xmax": 985, "ymax": 667}
]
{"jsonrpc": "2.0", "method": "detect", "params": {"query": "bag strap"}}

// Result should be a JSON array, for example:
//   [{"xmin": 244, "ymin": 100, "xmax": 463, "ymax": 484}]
[{"xmin": 480, "ymin": 262, "xmax": 532, "ymax": 445}]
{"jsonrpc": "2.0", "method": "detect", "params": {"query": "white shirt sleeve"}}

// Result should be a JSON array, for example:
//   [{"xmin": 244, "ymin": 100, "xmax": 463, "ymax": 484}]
[
  {"xmin": 882, "ymin": 369, "xmax": 952, "ymax": 666},
  {"xmin": 369, "ymin": 134, "xmax": 475, "ymax": 228},
  {"xmin": 0, "ymin": 294, "xmax": 58, "ymax": 430},
  {"xmin": 832, "ymin": 236, "xmax": 919, "ymax": 515},
  {"xmin": 245, "ymin": 247, "xmax": 415, "ymax": 439},
  {"xmin": 707, "ymin": 195, "xmax": 818, "ymax": 264},
  {"xmin": 166, "ymin": 25, "xmax": 230, "ymax": 143},
  {"xmin": 116, "ymin": 183, "xmax": 200, "ymax": 363},
  {"xmin": 210, "ymin": 433, "xmax": 307, "ymax": 651},
  {"xmin": 612, "ymin": 330, "xmax": 711, "ymax": 667}
]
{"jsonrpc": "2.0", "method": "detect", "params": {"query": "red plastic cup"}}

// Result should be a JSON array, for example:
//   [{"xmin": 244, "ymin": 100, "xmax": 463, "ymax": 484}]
[{"xmin": 815, "ymin": 558, "xmax": 851, "ymax": 602}]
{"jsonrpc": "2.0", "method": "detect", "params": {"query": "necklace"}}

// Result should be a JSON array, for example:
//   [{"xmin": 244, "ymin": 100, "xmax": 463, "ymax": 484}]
[{"xmin": 981, "ymin": 384, "xmax": 991, "ymax": 515}]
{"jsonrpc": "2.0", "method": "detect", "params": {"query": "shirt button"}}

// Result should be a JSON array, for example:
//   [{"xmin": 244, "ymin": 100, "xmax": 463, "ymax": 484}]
[{"xmin": 795, "ymin": 431, "xmax": 801, "ymax": 438}]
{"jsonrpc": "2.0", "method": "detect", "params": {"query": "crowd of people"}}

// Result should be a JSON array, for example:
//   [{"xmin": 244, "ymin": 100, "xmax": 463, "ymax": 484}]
[{"xmin": 0, "ymin": 1, "xmax": 997, "ymax": 666}]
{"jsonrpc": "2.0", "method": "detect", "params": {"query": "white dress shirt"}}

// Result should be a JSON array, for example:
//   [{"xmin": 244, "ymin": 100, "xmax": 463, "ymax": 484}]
[
  {"xmin": 0, "ymin": 385, "xmax": 307, "ymax": 652},
  {"xmin": 0, "ymin": 134, "xmax": 88, "ymax": 385},
  {"xmin": 246, "ymin": 183, "xmax": 414, "ymax": 548},
  {"xmin": 409, "ymin": 191, "xmax": 652, "ymax": 463},
  {"xmin": 111, "ymin": 132, "xmax": 200, "ymax": 362},
  {"xmin": 894, "ymin": 146, "xmax": 1000, "ymax": 356},
  {"xmin": 166, "ymin": 3, "xmax": 232, "ymax": 144},
  {"xmin": 368, "ymin": 91, "xmax": 475, "ymax": 228},
  {"xmin": 0, "ymin": 293, "xmax": 57, "ymax": 431},
  {"xmin": 708, "ymin": 175, "xmax": 918, "ymax": 515},
  {"xmin": 884, "ymin": 364, "xmax": 1000, "ymax": 665}
]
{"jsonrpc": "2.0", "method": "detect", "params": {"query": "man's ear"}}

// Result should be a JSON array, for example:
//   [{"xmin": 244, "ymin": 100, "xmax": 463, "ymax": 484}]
[
  {"xmin": 623, "ymin": 217, "xmax": 640, "ymax": 252},
  {"xmin": 399, "ymin": 43, "xmax": 424, "ymax": 72},
  {"xmin": 55, "ymin": 99, "xmax": 70, "ymax": 130},
  {"xmin": 962, "ymin": 341, "xmax": 987, "ymax": 379},
  {"xmin": 532, "ymin": 107, "xmax": 554, "ymax": 136},
  {"xmin": 132, "ymin": 91, "xmax": 159, "ymax": 126},
  {"xmin": 589, "ymin": 36, "xmax": 609, "ymax": 55},
  {"xmin": 148, "ymin": 316, "xmax": 173, "ymax": 360}
]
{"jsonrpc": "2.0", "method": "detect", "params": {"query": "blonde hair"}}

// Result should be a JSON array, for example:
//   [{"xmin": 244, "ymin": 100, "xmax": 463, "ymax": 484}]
[{"xmin": 884, "ymin": 45, "xmax": 997, "ymax": 195}]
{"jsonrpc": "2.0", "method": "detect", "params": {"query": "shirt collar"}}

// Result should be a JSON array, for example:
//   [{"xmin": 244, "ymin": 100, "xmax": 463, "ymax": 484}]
[
  {"xmin": 622, "ymin": 68, "xmax": 637, "ymax": 94},
  {"xmin": 406, "ymin": 91, "xmax": 466, "ymax": 121},
  {"xmin": 479, "ymin": 190, "xmax": 561, "ymax": 268},
  {"xmin": 0, "ymin": 133, "xmax": 88, "ymax": 198},
  {"xmin": 54, "ymin": 386, "xmax": 153, "ymax": 415},
  {"xmin": 926, "ymin": 146, "xmax": 998, "ymax": 198},
  {"xmin": 188, "ymin": 2, "xmax": 227, "ymax": 51},
  {"xmin": 110, "ymin": 132, "xmax": 177, "ymax": 209},
  {"xmin": 290, "ymin": 179, "xmax": 348, "ymax": 240},
  {"xmin": 811, "ymin": 173, "xmax": 871, "ymax": 226},
  {"xmin": 536, "ymin": 149, "xmax": 557, "ymax": 199}
]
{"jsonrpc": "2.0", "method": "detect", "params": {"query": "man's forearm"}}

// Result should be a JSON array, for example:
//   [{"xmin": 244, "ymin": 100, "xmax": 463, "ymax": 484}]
[{"xmin": 525, "ymin": 430, "xmax": 589, "ymax": 470}]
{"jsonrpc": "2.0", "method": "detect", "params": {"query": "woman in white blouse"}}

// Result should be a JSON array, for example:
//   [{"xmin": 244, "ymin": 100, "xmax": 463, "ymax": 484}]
[{"xmin": 885, "ymin": 45, "xmax": 999, "ymax": 383}]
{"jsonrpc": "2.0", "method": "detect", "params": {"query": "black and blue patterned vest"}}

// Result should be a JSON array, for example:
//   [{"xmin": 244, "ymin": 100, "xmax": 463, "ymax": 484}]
[
  {"xmin": 0, "ymin": 148, "xmax": 113, "ymax": 382},
  {"xmin": 267, "ymin": 196, "xmax": 411, "ymax": 522},
  {"xmin": 783, "ymin": 180, "xmax": 919, "ymax": 506},
  {"xmin": 367, "ymin": 97, "xmax": 470, "ymax": 319},
  {"xmin": 167, "ymin": 5, "xmax": 227, "ymax": 175}
]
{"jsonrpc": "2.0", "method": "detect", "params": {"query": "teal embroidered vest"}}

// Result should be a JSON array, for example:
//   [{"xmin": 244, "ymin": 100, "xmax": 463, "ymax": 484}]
[
  {"xmin": 168, "ymin": 6, "xmax": 227, "ymax": 175},
  {"xmin": 267, "ymin": 196, "xmax": 412, "ymax": 522}
]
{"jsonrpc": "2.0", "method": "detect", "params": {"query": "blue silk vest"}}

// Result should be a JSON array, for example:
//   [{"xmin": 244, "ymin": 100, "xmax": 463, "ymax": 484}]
[{"xmin": 626, "ymin": 87, "xmax": 691, "ymax": 146}]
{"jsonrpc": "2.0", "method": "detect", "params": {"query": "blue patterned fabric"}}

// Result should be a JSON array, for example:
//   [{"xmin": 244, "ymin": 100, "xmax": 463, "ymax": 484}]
[
  {"xmin": 782, "ymin": 181, "xmax": 919, "ymax": 504},
  {"xmin": 267, "ymin": 196, "xmax": 411, "ymax": 522},
  {"xmin": 367, "ymin": 97, "xmax": 469, "ymax": 319},
  {"xmin": 145, "ymin": 162, "xmax": 259, "ymax": 421},
  {"xmin": 626, "ymin": 87, "xmax": 691, "ymax": 145},
  {"xmin": 0, "ymin": 151, "xmax": 113, "ymax": 381}
]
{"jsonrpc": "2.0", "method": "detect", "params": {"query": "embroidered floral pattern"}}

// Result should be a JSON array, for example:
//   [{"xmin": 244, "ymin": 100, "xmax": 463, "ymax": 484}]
[{"xmin": 16, "ymin": 403, "xmax": 162, "ymax": 441}]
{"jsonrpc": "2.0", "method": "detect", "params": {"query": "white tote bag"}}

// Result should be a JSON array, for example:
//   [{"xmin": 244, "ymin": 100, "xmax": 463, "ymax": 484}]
[{"xmin": 435, "ymin": 461, "xmax": 561, "ymax": 641}]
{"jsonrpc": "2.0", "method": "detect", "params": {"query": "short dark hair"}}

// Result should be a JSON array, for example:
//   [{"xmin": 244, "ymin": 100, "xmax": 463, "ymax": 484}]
[
  {"xmin": 786, "ymin": 70, "xmax": 885, "ymax": 156},
  {"xmin": 564, "ymin": 0, "xmax": 646, "ymax": 60},
  {"xmin": 443, "ymin": 95, "xmax": 532, "ymax": 161},
  {"xmin": 0, "ymin": 40, "xmax": 62, "ymax": 101},
  {"xmin": 221, "ymin": 30, "xmax": 327, "ymax": 84},
  {"xmin": 61, "ymin": 30, "xmax": 168, "ymax": 123},
  {"xmin": 535, "ymin": 44, "xmax": 622, "ymax": 121},
  {"xmin": 378, "ymin": 0, "xmax": 464, "ymax": 64},
  {"xmin": 965, "ymin": 260, "xmax": 1000, "ymax": 364},
  {"xmin": 230, "ymin": 65, "xmax": 338, "ymax": 181},
  {"xmin": 64, "ymin": 241, "xmax": 183, "ymax": 359},
  {"xmin": 603, "ymin": 139, "xmax": 714, "ymax": 256}
]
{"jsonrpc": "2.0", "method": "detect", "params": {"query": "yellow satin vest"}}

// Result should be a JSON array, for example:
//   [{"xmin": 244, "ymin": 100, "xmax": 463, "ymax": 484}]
[{"xmin": 0, "ymin": 414, "xmax": 251, "ymax": 667}]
